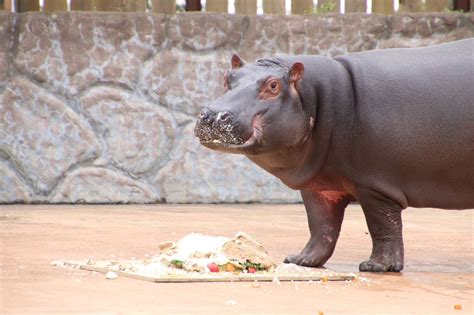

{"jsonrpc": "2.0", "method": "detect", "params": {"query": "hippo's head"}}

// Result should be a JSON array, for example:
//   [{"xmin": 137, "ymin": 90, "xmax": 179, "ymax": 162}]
[{"xmin": 195, "ymin": 55, "xmax": 313, "ymax": 155}]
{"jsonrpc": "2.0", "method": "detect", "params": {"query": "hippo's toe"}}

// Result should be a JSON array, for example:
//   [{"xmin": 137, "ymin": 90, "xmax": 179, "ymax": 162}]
[
  {"xmin": 359, "ymin": 259, "xmax": 404, "ymax": 272},
  {"xmin": 284, "ymin": 252, "xmax": 327, "ymax": 268}
]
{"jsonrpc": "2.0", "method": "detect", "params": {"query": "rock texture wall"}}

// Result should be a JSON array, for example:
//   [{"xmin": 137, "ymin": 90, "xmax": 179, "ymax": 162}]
[{"xmin": 0, "ymin": 12, "xmax": 473, "ymax": 203}]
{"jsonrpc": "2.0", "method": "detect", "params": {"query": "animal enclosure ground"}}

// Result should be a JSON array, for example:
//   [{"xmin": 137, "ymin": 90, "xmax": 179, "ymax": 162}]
[{"xmin": 0, "ymin": 204, "xmax": 472, "ymax": 314}]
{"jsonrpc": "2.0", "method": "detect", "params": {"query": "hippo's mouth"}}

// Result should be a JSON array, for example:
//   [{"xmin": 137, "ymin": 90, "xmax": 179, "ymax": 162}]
[{"xmin": 195, "ymin": 111, "xmax": 266, "ymax": 155}]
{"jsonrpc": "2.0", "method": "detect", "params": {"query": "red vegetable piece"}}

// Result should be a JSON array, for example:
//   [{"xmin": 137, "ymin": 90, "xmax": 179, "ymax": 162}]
[
  {"xmin": 248, "ymin": 267, "xmax": 257, "ymax": 273},
  {"xmin": 207, "ymin": 262, "xmax": 219, "ymax": 273}
]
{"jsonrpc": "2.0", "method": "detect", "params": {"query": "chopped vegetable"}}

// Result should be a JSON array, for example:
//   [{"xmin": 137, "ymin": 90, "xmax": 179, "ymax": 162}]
[
  {"xmin": 248, "ymin": 267, "xmax": 257, "ymax": 273},
  {"xmin": 225, "ymin": 263, "xmax": 236, "ymax": 272},
  {"xmin": 170, "ymin": 259, "xmax": 184, "ymax": 269},
  {"xmin": 241, "ymin": 261, "xmax": 265, "ymax": 271},
  {"xmin": 207, "ymin": 262, "xmax": 219, "ymax": 273}
]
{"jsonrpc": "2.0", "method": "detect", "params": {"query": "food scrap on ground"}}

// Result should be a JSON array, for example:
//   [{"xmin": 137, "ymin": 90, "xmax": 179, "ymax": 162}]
[
  {"xmin": 105, "ymin": 271, "xmax": 118, "ymax": 280},
  {"xmin": 453, "ymin": 304, "xmax": 462, "ymax": 310},
  {"xmin": 52, "ymin": 232, "xmax": 357, "ymax": 283}
]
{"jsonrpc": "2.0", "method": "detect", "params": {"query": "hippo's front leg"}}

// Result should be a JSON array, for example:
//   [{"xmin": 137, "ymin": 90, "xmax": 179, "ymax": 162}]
[{"xmin": 284, "ymin": 190, "xmax": 349, "ymax": 267}]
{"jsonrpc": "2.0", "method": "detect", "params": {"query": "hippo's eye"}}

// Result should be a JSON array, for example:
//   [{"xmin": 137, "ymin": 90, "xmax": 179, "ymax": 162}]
[
  {"xmin": 260, "ymin": 78, "xmax": 281, "ymax": 99},
  {"xmin": 267, "ymin": 79, "xmax": 280, "ymax": 94}
]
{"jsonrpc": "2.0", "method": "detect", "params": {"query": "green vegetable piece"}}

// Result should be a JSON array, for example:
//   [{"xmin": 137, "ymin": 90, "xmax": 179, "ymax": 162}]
[
  {"xmin": 241, "ymin": 260, "xmax": 265, "ymax": 271},
  {"xmin": 170, "ymin": 259, "xmax": 184, "ymax": 268}
]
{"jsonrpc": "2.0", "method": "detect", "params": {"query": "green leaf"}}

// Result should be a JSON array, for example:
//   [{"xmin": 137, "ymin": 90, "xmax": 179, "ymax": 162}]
[{"xmin": 170, "ymin": 259, "xmax": 184, "ymax": 268}]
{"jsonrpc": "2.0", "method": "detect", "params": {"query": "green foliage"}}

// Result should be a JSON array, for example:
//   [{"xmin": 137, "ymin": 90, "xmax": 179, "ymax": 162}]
[
  {"xmin": 319, "ymin": 2, "xmax": 337, "ymax": 13},
  {"xmin": 304, "ymin": 2, "xmax": 337, "ymax": 14}
]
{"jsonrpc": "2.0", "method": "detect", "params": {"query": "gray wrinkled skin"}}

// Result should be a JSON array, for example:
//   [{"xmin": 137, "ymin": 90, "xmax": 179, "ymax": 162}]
[{"xmin": 195, "ymin": 39, "xmax": 474, "ymax": 273}]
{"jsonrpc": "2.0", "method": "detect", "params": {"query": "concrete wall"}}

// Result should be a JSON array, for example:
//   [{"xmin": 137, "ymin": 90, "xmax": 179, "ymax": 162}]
[{"xmin": 1, "ymin": 12, "xmax": 473, "ymax": 204}]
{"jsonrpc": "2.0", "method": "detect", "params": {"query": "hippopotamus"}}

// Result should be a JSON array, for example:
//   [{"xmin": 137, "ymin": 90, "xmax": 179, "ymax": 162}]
[{"xmin": 194, "ymin": 38, "xmax": 474, "ymax": 272}]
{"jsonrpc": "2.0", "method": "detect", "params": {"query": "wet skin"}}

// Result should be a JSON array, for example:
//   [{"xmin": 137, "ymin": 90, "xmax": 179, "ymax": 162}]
[{"xmin": 194, "ymin": 39, "xmax": 474, "ymax": 272}]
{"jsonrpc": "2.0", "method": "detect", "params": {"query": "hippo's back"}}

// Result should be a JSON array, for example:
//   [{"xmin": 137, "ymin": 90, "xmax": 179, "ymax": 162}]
[
  {"xmin": 334, "ymin": 39, "xmax": 474, "ymax": 209},
  {"xmin": 335, "ymin": 39, "xmax": 474, "ymax": 112}
]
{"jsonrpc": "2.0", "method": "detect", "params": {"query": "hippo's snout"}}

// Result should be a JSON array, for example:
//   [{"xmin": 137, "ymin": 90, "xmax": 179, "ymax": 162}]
[{"xmin": 195, "ymin": 107, "xmax": 245, "ymax": 145}]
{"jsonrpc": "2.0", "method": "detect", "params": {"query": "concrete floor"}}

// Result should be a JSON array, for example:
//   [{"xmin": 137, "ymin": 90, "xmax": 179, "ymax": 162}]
[{"xmin": 0, "ymin": 204, "xmax": 472, "ymax": 314}]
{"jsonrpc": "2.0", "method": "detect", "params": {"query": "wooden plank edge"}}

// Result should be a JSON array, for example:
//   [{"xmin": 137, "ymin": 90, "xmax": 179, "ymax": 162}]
[{"xmin": 63, "ymin": 262, "xmax": 356, "ymax": 283}]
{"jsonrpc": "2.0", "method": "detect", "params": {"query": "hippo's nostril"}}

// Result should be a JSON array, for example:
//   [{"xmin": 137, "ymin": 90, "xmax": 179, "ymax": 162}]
[
  {"xmin": 216, "ymin": 111, "xmax": 231, "ymax": 124},
  {"xmin": 199, "ymin": 108, "xmax": 215, "ymax": 124}
]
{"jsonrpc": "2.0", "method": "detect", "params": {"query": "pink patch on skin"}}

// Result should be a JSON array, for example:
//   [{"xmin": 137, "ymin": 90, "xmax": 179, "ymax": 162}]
[
  {"xmin": 320, "ymin": 191, "xmax": 347, "ymax": 204},
  {"xmin": 252, "ymin": 114, "xmax": 264, "ymax": 137},
  {"xmin": 253, "ymin": 114, "xmax": 263, "ymax": 129},
  {"xmin": 242, "ymin": 113, "xmax": 264, "ymax": 146},
  {"xmin": 301, "ymin": 116, "xmax": 315, "ymax": 144}
]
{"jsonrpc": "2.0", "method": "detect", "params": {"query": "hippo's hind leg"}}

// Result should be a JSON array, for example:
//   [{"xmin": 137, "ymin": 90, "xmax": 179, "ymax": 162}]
[
  {"xmin": 358, "ymin": 189, "xmax": 404, "ymax": 272},
  {"xmin": 284, "ymin": 190, "xmax": 349, "ymax": 267}
]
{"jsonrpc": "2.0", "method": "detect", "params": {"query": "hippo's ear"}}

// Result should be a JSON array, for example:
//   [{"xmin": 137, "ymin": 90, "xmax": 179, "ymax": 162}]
[
  {"xmin": 289, "ymin": 62, "xmax": 304, "ymax": 82},
  {"xmin": 231, "ymin": 54, "xmax": 245, "ymax": 69}
]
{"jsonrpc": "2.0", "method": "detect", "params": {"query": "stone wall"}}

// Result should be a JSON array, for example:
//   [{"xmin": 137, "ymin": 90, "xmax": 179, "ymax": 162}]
[{"xmin": 0, "ymin": 12, "xmax": 473, "ymax": 204}]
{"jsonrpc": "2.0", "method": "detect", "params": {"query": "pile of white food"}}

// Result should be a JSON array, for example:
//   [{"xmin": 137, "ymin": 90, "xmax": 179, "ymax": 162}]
[
  {"xmin": 141, "ymin": 233, "xmax": 232, "ymax": 274},
  {"xmin": 81, "ymin": 232, "xmax": 277, "ymax": 276}
]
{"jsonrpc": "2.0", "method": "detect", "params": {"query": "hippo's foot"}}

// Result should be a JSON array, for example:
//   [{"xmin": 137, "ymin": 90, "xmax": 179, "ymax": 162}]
[
  {"xmin": 359, "ymin": 235, "xmax": 404, "ymax": 272},
  {"xmin": 359, "ymin": 256, "xmax": 404, "ymax": 272},
  {"xmin": 284, "ymin": 252, "xmax": 326, "ymax": 268},
  {"xmin": 283, "ymin": 238, "xmax": 330, "ymax": 268},
  {"xmin": 359, "ymin": 235, "xmax": 405, "ymax": 272}
]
